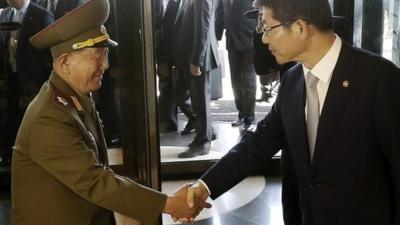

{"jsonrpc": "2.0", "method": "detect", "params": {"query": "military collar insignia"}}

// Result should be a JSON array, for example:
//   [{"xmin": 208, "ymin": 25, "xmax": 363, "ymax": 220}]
[
  {"xmin": 52, "ymin": 85, "xmax": 71, "ymax": 109},
  {"xmin": 71, "ymin": 96, "xmax": 84, "ymax": 111},
  {"xmin": 57, "ymin": 96, "xmax": 68, "ymax": 107}
]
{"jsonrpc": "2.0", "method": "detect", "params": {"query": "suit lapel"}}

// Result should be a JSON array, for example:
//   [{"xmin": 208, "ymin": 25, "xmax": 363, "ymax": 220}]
[
  {"xmin": 92, "ymin": 110, "xmax": 110, "ymax": 165},
  {"xmin": 283, "ymin": 65, "xmax": 312, "ymax": 175},
  {"xmin": 292, "ymin": 68, "xmax": 312, "ymax": 174},
  {"xmin": 311, "ymin": 43, "xmax": 358, "ymax": 174},
  {"xmin": 174, "ymin": 0, "xmax": 190, "ymax": 25}
]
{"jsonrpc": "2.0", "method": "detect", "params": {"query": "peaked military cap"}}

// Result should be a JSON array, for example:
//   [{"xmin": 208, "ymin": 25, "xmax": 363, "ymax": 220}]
[{"xmin": 30, "ymin": 0, "xmax": 117, "ymax": 57}]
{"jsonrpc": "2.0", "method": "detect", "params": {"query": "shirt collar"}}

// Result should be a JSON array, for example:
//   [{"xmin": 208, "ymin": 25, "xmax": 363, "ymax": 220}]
[
  {"xmin": 302, "ymin": 34, "xmax": 342, "ymax": 84},
  {"xmin": 49, "ymin": 0, "xmax": 59, "ymax": 9},
  {"xmin": 15, "ymin": 0, "xmax": 30, "ymax": 17}
]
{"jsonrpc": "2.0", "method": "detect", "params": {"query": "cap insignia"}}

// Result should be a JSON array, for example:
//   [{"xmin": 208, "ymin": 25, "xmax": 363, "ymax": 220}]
[{"xmin": 72, "ymin": 33, "xmax": 109, "ymax": 50}]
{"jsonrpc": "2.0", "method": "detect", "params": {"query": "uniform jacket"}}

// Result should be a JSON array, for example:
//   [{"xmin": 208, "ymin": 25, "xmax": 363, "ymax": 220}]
[
  {"xmin": 201, "ymin": 42, "xmax": 400, "ymax": 225},
  {"xmin": 173, "ymin": 0, "xmax": 219, "ymax": 73},
  {"xmin": 11, "ymin": 73, "xmax": 166, "ymax": 225},
  {"xmin": 0, "ymin": 2, "xmax": 53, "ymax": 92},
  {"xmin": 223, "ymin": 0, "xmax": 256, "ymax": 52},
  {"xmin": 33, "ymin": 0, "xmax": 85, "ymax": 20}
]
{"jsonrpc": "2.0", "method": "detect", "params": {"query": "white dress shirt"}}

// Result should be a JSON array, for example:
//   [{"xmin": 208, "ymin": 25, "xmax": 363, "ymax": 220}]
[
  {"xmin": 47, "ymin": 0, "xmax": 58, "ymax": 12},
  {"xmin": 14, "ymin": 0, "xmax": 30, "ymax": 22},
  {"xmin": 303, "ymin": 35, "xmax": 342, "ymax": 117}
]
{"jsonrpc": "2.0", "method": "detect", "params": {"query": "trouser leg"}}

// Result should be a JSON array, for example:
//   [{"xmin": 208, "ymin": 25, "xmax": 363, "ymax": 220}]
[
  {"xmin": 158, "ymin": 68, "xmax": 177, "ymax": 132},
  {"xmin": 228, "ymin": 50, "xmax": 256, "ymax": 123},
  {"xmin": 186, "ymin": 70, "xmax": 212, "ymax": 141}
]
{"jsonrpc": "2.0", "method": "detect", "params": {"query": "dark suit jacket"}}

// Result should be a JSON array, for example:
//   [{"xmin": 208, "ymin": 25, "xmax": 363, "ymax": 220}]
[
  {"xmin": 33, "ymin": 0, "xmax": 84, "ymax": 20},
  {"xmin": 201, "ymin": 42, "xmax": 400, "ymax": 225},
  {"xmin": 223, "ymin": 0, "xmax": 256, "ymax": 52},
  {"xmin": 173, "ymin": 0, "xmax": 219, "ymax": 73},
  {"xmin": 156, "ymin": 0, "xmax": 181, "ymax": 65},
  {"xmin": 0, "ymin": 2, "xmax": 53, "ymax": 95}
]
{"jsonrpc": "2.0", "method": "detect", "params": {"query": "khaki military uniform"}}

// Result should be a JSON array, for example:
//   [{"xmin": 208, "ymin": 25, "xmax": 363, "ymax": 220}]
[{"xmin": 11, "ymin": 73, "xmax": 167, "ymax": 225}]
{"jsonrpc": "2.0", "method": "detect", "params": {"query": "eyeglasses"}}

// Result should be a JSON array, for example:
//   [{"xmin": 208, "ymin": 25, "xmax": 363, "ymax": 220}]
[{"xmin": 256, "ymin": 20, "xmax": 295, "ymax": 35}]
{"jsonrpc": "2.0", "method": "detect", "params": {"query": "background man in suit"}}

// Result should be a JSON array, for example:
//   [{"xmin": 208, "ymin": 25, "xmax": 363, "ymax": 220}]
[
  {"xmin": 173, "ymin": 0, "xmax": 220, "ymax": 158},
  {"xmin": 11, "ymin": 0, "xmax": 207, "ymax": 224},
  {"xmin": 0, "ymin": 0, "xmax": 53, "ymax": 166},
  {"xmin": 156, "ymin": 0, "xmax": 196, "ymax": 135},
  {"xmin": 33, "ymin": 0, "xmax": 85, "ymax": 20},
  {"xmin": 179, "ymin": 0, "xmax": 400, "ymax": 224},
  {"xmin": 223, "ymin": 0, "xmax": 258, "ymax": 129}
]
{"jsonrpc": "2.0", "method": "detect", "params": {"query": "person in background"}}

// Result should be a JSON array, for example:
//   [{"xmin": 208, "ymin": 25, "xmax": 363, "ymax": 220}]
[
  {"xmin": 180, "ymin": 0, "xmax": 400, "ymax": 224},
  {"xmin": 157, "ymin": 0, "xmax": 196, "ymax": 135},
  {"xmin": 246, "ymin": 7, "xmax": 294, "ymax": 103},
  {"xmin": 33, "ymin": 0, "xmax": 85, "ymax": 20},
  {"xmin": 0, "ymin": 0, "xmax": 53, "ymax": 166},
  {"xmin": 173, "ymin": 0, "xmax": 220, "ymax": 158},
  {"xmin": 223, "ymin": 0, "xmax": 258, "ymax": 129},
  {"xmin": 11, "ymin": 0, "xmax": 209, "ymax": 224}
]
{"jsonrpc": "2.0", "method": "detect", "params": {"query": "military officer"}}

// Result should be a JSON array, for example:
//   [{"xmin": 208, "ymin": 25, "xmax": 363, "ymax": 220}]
[{"xmin": 11, "ymin": 0, "xmax": 207, "ymax": 224}]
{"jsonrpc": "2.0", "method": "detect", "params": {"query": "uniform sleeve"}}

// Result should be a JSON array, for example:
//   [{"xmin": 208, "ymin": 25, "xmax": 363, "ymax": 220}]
[{"xmin": 28, "ymin": 108, "xmax": 167, "ymax": 225}]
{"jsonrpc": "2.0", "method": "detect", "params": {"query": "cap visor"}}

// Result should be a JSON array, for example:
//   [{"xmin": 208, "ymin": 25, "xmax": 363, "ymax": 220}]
[
  {"xmin": 244, "ymin": 9, "xmax": 259, "ymax": 19},
  {"xmin": 0, "ymin": 22, "xmax": 23, "ymax": 31},
  {"xmin": 92, "ymin": 39, "xmax": 118, "ymax": 48}
]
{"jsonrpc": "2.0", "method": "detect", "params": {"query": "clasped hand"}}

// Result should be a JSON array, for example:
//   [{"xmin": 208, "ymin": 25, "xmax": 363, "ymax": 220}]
[{"xmin": 163, "ymin": 182, "xmax": 211, "ymax": 224}]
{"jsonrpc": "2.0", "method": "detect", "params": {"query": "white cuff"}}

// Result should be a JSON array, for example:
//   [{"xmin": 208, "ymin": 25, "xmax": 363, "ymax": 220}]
[{"xmin": 198, "ymin": 179, "xmax": 211, "ymax": 195}]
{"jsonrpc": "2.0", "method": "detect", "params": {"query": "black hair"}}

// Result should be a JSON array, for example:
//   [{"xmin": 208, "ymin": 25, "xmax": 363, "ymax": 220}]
[{"xmin": 255, "ymin": 0, "xmax": 333, "ymax": 31}]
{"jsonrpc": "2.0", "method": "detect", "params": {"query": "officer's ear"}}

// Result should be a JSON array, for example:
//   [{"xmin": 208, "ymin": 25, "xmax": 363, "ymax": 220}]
[{"xmin": 55, "ymin": 53, "xmax": 73, "ymax": 74}]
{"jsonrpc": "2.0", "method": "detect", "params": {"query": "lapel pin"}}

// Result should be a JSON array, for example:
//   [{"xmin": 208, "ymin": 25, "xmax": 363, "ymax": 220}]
[{"xmin": 342, "ymin": 80, "xmax": 350, "ymax": 88}]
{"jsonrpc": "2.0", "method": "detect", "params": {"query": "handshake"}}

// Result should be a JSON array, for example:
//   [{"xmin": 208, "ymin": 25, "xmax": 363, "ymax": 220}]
[{"xmin": 162, "ymin": 181, "xmax": 211, "ymax": 223}]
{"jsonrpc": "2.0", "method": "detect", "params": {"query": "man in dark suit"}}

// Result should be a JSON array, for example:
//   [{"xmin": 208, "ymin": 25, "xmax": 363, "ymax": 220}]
[
  {"xmin": 0, "ymin": 0, "xmax": 53, "ymax": 166},
  {"xmin": 179, "ymin": 0, "xmax": 400, "ymax": 224},
  {"xmin": 156, "ymin": 0, "xmax": 196, "ymax": 134},
  {"xmin": 173, "ymin": 0, "xmax": 220, "ymax": 158},
  {"xmin": 33, "ymin": 0, "xmax": 85, "ymax": 20},
  {"xmin": 223, "ymin": 0, "xmax": 258, "ymax": 129}
]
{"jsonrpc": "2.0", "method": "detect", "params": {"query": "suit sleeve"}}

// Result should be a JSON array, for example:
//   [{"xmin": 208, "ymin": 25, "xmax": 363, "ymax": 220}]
[
  {"xmin": 191, "ymin": 0, "xmax": 212, "ymax": 67},
  {"xmin": 281, "ymin": 148, "xmax": 303, "ymax": 225},
  {"xmin": 373, "ymin": 60, "xmax": 400, "ymax": 224},
  {"xmin": 28, "ymin": 108, "xmax": 167, "ymax": 225},
  {"xmin": 214, "ymin": 0, "xmax": 224, "ymax": 41},
  {"xmin": 201, "ymin": 73, "xmax": 288, "ymax": 199}
]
